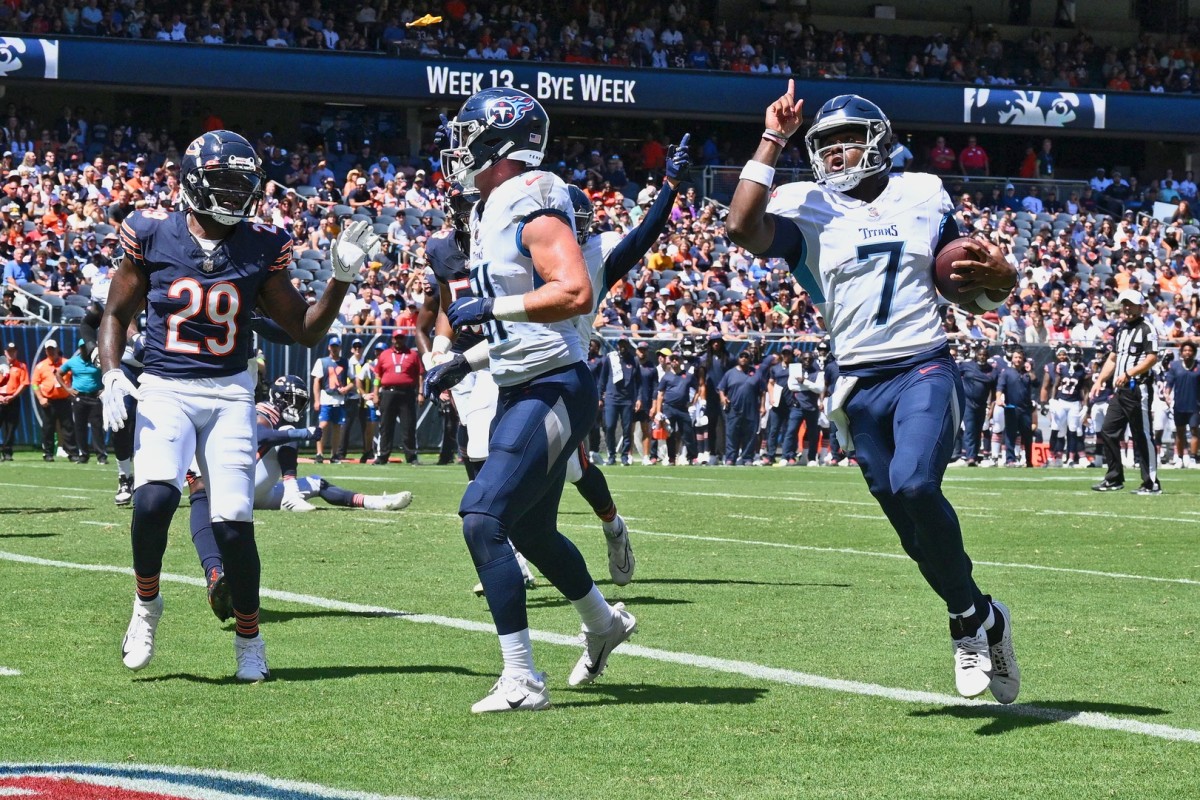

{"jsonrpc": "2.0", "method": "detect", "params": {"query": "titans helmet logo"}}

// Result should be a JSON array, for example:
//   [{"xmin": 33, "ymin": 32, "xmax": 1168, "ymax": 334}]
[{"xmin": 485, "ymin": 95, "xmax": 536, "ymax": 129}]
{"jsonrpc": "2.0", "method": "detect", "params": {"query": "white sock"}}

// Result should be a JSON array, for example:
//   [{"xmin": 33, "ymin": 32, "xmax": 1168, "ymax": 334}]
[
  {"xmin": 949, "ymin": 604, "xmax": 976, "ymax": 620},
  {"xmin": 282, "ymin": 478, "xmax": 301, "ymax": 498},
  {"xmin": 601, "ymin": 513, "xmax": 622, "ymax": 536},
  {"xmin": 981, "ymin": 603, "xmax": 996, "ymax": 631},
  {"xmin": 118, "ymin": 459, "xmax": 133, "ymax": 478},
  {"xmin": 571, "ymin": 584, "xmax": 615, "ymax": 633},
  {"xmin": 498, "ymin": 629, "xmax": 536, "ymax": 677}
]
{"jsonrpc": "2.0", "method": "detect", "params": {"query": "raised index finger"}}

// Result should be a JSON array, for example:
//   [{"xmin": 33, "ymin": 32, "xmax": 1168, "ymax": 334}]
[{"xmin": 787, "ymin": 79, "xmax": 795, "ymax": 103}]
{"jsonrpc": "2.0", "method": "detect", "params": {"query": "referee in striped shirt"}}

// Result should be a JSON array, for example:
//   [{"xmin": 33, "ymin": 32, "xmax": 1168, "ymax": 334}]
[{"xmin": 1090, "ymin": 289, "xmax": 1161, "ymax": 494}]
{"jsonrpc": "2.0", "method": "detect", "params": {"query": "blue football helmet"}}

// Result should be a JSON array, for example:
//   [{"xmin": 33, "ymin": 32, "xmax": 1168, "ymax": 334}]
[
  {"xmin": 180, "ymin": 130, "xmax": 266, "ymax": 226},
  {"xmin": 441, "ymin": 88, "xmax": 550, "ymax": 189},
  {"xmin": 1066, "ymin": 344, "xmax": 1082, "ymax": 364},
  {"xmin": 567, "ymin": 184, "xmax": 593, "ymax": 244},
  {"xmin": 270, "ymin": 374, "xmax": 310, "ymax": 424},
  {"xmin": 804, "ymin": 95, "xmax": 893, "ymax": 192}
]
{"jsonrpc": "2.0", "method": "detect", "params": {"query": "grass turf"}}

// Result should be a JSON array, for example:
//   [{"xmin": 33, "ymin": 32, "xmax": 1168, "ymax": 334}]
[{"xmin": 0, "ymin": 455, "xmax": 1197, "ymax": 799}]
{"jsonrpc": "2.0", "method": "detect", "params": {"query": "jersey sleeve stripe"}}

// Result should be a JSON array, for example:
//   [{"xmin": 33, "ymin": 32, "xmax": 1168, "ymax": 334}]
[{"xmin": 514, "ymin": 208, "xmax": 572, "ymax": 258}]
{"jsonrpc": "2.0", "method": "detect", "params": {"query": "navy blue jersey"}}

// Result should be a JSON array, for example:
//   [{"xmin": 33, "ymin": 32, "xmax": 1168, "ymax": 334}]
[
  {"xmin": 657, "ymin": 369, "xmax": 695, "ymax": 411},
  {"xmin": 958, "ymin": 359, "xmax": 997, "ymax": 405},
  {"xmin": 1167, "ymin": 359, "xmax": 1200, "ymax": 412},
  {"xmin": 424, "ymin": 228, "xmax": 485, "ymax": 354},
  {"xmin": 718, "ymin": 366, "xmax": 761, "ymax": 417},
  {"xmin": 997, "ymin": 366, "xmax": 1034, "ymax": 411},
  {"xmin": 122, "ymin": 210, "xmax": 291, "ymax": 379},
  {"xmin": 1051, "ymin": 362, "xmax": 1087, "ymax": 402},
  {"xmin": 637, "ymin": 359, "xmax": 658, "ymax": 407}
]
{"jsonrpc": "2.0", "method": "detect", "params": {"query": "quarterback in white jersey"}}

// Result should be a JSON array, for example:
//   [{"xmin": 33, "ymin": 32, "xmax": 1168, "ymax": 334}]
[
  {"xmin": 430, "ymin": 88, "xmax": 636, "ymax": 713},
  {"xmin": 727, "ymin": 84, "xmax": 1021, "ymax": 703}
]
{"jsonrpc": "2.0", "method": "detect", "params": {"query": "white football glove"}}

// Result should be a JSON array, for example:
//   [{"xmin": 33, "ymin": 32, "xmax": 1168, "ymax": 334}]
[
  {"xmin": 102, "ymin": 369, "xmax": 142, "ymax": 432},
  {"xmin": 330, "ymin": 219, "xmax": 382, "ymax": 283}
]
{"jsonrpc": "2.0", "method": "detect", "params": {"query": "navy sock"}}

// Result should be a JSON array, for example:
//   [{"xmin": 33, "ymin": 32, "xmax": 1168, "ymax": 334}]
[
  {"xmin": 188, "ymin": 489, "xmax": 224, "ymax": 576},
  {"xmin": 464, "ymin": 458, "xmax": 484, "ymax": 481},
  {"xmin": 573, "ymin": 461, "xmax": 616, "ymax": 521},
  {"xmin": 463, "ymin": 513, "xmax": 528, "ymax": 634},
  {"xmin": 277, "ymin": 444, "xmax": 299, "ymax": 477},
  {"xmin": 130, "ymin": 482, "xmax": 181, "ymax": 596},
  {"xmin": 318, "ymin": 481, "xmax": 359, "ymax": 507},
  {"xmin": 212, "ymin": 520, "xmax": 260, "ymax": 638}
]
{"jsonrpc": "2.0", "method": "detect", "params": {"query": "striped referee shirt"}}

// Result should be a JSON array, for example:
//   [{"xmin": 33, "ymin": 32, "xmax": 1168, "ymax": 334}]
[{"xmin": 1114, "ymin": 318, "xmax": 1158, "ymax": 386}]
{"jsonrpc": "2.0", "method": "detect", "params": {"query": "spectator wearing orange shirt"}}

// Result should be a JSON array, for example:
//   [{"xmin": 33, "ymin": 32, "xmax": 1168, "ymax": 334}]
[
  {"xmin": 959, "ymin": 136, "xmax": 990, "ymax": 176},
  {"xmin": 928, "ymin": 136, "xmax": 956, "ymax": 173},
  {"xmin": 31, "ymin": 338, "xmax": 75, "ymax": 461},
  {"xmin": 0, "ymin": 341, "xmax": 30, "ymax": 460}
]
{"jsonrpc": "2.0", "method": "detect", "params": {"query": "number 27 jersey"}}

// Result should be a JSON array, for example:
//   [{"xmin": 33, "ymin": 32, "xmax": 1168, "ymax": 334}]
[
  {"xmin": 767, "ymin": 172, "xmax": 951, "ymax": 368},
  {"xmin": 121, "ymin": 210, "xmax": 292, "ymax": 379}
]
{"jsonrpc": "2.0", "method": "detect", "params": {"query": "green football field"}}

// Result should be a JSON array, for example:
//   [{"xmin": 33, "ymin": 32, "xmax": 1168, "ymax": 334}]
[{"xmin": 1, "ymin": 456, "xmax": 1198, "ymax": 799}]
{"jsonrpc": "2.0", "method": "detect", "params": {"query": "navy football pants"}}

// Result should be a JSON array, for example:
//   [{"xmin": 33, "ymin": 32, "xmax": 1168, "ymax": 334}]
[{"xmin": 844, "ymin": 356, "xmax": 988, "ymax": 616}]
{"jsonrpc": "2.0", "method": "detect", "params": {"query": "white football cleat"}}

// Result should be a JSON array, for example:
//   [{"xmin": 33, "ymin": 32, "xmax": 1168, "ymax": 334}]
[
  {"xmin": 987, "ymin": 600, "xmax": 1021, "ymax": 704},
  {"xmin": 234, "ymin": 633, "xmax": 270, "ymax": 682},
  {"xmin": 952, "ymin": 626, "xmax": 993, "ymax": 698},
  {"xmin": 569, "ymin": 602, "xmax": 637, "ymax": 686},
  {"xmin": 471, "ymin": 671, "xmax": 550, "ymax": 713},
  {"xmin": 114, "ymin": 475, "xmax": 133, "ymax": 506},
  {"xmin": 281, "ymin": 494, "xmax": 316, "ymax": 512},
  {"xmin": 604, "ymin": 514, "xmax": 635, "ymax": 586},
  {"xmin": 363, "ymin": 491, "xmax": 413, "ymax": 511},
  {"xmin": 121, "ymin": 595, "xmax": 163, "ymax": 671}
]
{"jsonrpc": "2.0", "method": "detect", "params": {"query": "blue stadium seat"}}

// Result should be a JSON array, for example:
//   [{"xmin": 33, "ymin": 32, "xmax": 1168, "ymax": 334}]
[{"xmin": 61, "ymin": 304, "xmax": 85, "ymax": 323}]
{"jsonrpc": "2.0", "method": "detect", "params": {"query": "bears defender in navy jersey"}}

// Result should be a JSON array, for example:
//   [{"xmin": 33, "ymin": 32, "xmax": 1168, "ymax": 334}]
[
  {"xmin": 96, "ymin": 129, "xmax": 381, "ymax": 684},
  {"xmin": 425, "ymin": 227, "xmax": 486, "ymax": 355},
  {"xmin": 120, "ymin": 210, "xmax": 292, "ymax": 378},
  {"xmin": 727, "ymin": 84, "xmax": 1021, "ymax": 703}
]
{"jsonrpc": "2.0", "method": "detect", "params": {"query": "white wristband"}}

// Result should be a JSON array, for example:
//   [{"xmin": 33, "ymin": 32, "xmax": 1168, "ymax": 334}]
[
  {"xmin": 739, "ymin": 160, "xmax": 776, "ymax": 187},
  {"xmin": 431, "ymin": 334, "xmax": 453, "ymax": 356},
  {"xmin": 492, "ymin": 294, "xmax": 529, "ymax": 322},
  {"xmin": 463, "ymin": 339, "xmax": 491, "ymax": 371},
  {"xmin": 972, "ymin": 291, "xmax": 1007, "ymax": 311}
]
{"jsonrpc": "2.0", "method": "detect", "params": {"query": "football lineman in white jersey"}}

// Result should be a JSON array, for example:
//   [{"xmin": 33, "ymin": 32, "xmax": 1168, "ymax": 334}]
[
  {"xmin": 727, "ymin": 83, "xmax": 1022, "ymax": 702},
  {"xmin": 428, "ymin": 87, "xmax": 636, "ymax": 713}
]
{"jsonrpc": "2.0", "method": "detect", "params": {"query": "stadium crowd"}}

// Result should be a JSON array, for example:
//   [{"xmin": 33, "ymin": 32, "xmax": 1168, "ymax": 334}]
[
  {"xmin": 2, "ymin": 80, "xmax": 1200, "ymax": 468},
  {"xmin": 0, "ymin": 0, "xmax": 1198, "ymax": 94}
]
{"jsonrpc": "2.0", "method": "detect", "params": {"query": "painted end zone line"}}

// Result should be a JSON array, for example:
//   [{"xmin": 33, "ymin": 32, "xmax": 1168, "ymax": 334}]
[{"xmin": 2, "ymin": 549, "xmax": 1197, "ymax": 745}]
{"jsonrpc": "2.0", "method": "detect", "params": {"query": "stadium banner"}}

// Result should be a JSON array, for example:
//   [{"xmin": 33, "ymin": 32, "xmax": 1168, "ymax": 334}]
[{"xmin": 1, "ymin": 36, "xmax": 1197, "ymax": 134}]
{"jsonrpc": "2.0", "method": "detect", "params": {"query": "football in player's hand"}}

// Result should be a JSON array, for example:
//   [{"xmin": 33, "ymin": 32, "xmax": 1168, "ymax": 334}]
[{"xmin": 933, "ymin": 236, "xmax": 982, "ymax": 305}]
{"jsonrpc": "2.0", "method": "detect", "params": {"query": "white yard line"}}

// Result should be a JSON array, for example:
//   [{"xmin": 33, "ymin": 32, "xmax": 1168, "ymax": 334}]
[
  {"xmin": 0, "ymin": 667, "xmax": 19, "ymax": 677},
  {"xmin": 1, "ymin": 549, "xmax": 1197, "ymax": 745}
]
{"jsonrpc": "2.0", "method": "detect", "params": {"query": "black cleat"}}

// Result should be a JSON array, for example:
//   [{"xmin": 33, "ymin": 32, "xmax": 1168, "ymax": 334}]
[
  {"xmin": 1134, "ymin": 482, "xmax": 1163, "ymax": 495},
  {"xmin": 206, "ymin": 567, "xmax": 233, "ymax": 622},
  {"xmin": 1091, "ymin": 480, "xmax": 1124, "ymax": 492}
]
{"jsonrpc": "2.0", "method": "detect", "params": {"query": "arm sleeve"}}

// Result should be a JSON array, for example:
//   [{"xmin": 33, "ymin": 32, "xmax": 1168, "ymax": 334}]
[
  {"xmin": 933, "ymin": 211, "xmax": 963, "ymax": 256},
  {"xmin": 758, "ymin": 213, "xmax": 806, "ymax": 263},
  {"xmin": 257, "ymin": 427, "xmax": 303, "ymax": 448},
  {"xmin": 602, "ymin": 184, "xmax": 678, "ymax": 290}
]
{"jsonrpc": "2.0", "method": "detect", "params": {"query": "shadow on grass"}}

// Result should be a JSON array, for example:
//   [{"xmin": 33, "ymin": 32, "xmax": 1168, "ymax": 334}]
[
  {"xmin": 135, "ymin": 663, "xmax": 490, "ymax": 685},
  {"xmin": 555, "ymin": 682, "xmax": 769, "ymax": 709},
  {"xmin": 0, "ymin": 531, "xmax": 60, "ymax": 538},
  {"xmin": 627, "ymin": 577, "xmax": 853, "ymax": 589},
  {"xmin": 258, "ymin": 608, "xmax": 407, "ymax": 624},
  {"xmin": 911, "ymin": 699, "xmax": 1172, "ymax": 736},
  {"xmin": 524, "ymin": 594, "xmax": 692, "ymax": 610},
  {"xmin": 0, "ymin": 507, "xmax": 79, "ymax": 515}
]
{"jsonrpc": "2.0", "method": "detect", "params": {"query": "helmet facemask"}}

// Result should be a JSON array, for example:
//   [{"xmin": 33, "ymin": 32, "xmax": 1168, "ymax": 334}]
[
  {"xmin": 805, "ymin": 118, "xmax": 891, "ymax": 193},
  {"xmin": 182, "ymin": 163, "xmax": 264, "ymax": 226}
]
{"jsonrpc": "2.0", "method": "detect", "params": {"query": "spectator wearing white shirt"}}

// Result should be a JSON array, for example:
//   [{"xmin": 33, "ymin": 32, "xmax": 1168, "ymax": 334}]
[
  {"xmin": 369, "ymin": 156, "xmax": 396, "ymax": 181},
  {"xmin": 661, "ymin": 25, "xmax": 684, "ymax": 47},
  {"xmin": 169, "ymin": 15, "xmax": 188, "ymax": 41},
  {"xmin": 1179, "ymin": 170, "xmax": 1197, "ymax": 200},
  {"xmin": 1091, "ymin": 168, "xmax": 1113, "ymax": 193},
  {"xmin": 1070, "ymin": 308, "xmax": 1105, "ymax": 344},
  {"xmin": 770, "ymin": 57, "xmax": 792, "ymax": 75},
  {"xmin": 482, "ymin": 44, "xmax": 508, "ymax": 59},
  {"xmin": 322, "ymin": 18, "xmax": 339, "ymax": 49},
  {"xmin": 202, "ymin": 23, "xmax": 224, "ymax": 44}
]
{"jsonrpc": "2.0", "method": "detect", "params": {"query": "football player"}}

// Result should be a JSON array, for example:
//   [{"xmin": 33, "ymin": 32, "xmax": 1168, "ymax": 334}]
[
  {"xmin": 425, "ymin": 88, "xmax": 635, "ymax": 712},
  {"xmin": 1041, "ymin": 344, "xmax": 1090, "ymax": 467},
  {"xmin": 958, "ymin": 340, "xmax": 998, "ymax": 466},
  {"xmin": 188, "ymin": 374, "xmax": 413, "ymax": 621},
  {"xmin": 97, "ymin": 130, "xmax": 381, "ymax": 682},
  {"xmin": 726, "ymin": 84, "xmax": 1021, "ymax": 702}
]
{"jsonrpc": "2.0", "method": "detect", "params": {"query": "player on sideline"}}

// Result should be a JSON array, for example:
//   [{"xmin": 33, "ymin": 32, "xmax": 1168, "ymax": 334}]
[
  {"xmin": 427, "ymin": 87, "xmax": 635, "ymax": 712},
  {"xmin": 98, "ymin": 129, "xmax": 381, "ymax": 682},
  {"xmin": 1041, "ymin": 345, "xmax": 1090, "ymax": 467},
  {"xmin": 726, "ymin": 84, "xmax": 1022, "ymax": 702}
]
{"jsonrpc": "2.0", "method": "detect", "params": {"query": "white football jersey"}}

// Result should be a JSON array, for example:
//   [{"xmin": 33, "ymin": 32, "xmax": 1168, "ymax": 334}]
[
  {"xmin": 573, "ymin": 230, "xmax": 623, "ymax": 343},
  {"xmin": 767, "ymin": 172, "xmax": 951, "ymax": 367},
  {"xmin": 469, "ymin": 170, "xmax": 587, "ymax": 387}
]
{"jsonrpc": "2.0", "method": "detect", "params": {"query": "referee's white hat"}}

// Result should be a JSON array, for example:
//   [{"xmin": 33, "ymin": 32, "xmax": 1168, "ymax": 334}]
[{"xmin": 1117, "ymin": 289, "xmax": 1145, "ymax": 305}]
